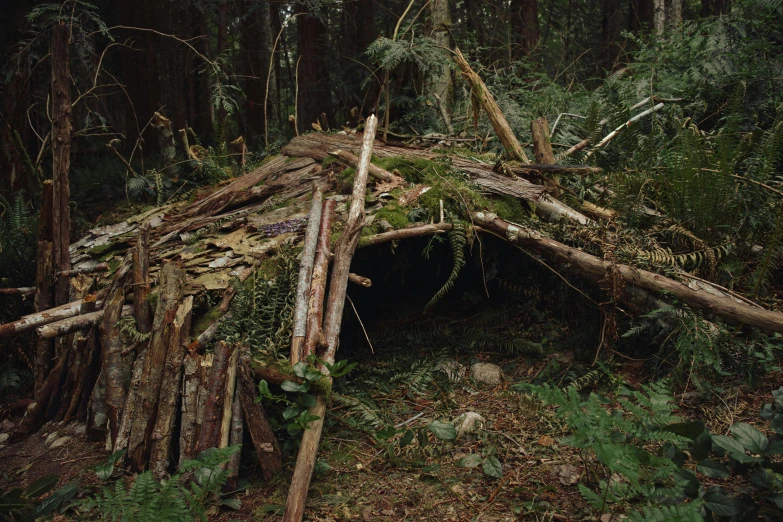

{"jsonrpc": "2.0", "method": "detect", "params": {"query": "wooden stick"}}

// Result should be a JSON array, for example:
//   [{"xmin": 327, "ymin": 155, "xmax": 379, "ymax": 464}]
[
  {"xmin": 56, "ymin": 263, "xmax": 109, "ymax": 278},
  {"xmin": 348, "ymin": 273, "xmax": 372, "ymax": 288},
  {"xmin": 454, "ymin": 47, "xmax": 529, "ymax": 163},
  {"xmin": 100, "ymin": 280, "xmax": 127, "ymax": 449},
  {"xmin": 472, "ymin": 212, "xmax": 783, "ymax": 334},
  {"xmin": 238, "ymin": 351, "xmax": 282, "ymax": 480},
  {"xmin": 291, "ymin": 187, "xmax": 324, "ymax": 365},
  {"xmin": 0, "ymin": 287, "xmax": 35, "ymax": 296},
  {"xmin": 133, "ymin": 223, "xmax": 153, "ymax": 334},
  {"xmin": 36, "ymin": 307, "xmax": 127, "ymax": 339},
  {"xmin": 358, "ymin": 222, "xmax": 454, "ymax": 248},
  {"xmin": 584, "ymin": 103, "xmax": 664, "ymax": 158},
  {"xmin": 150, "ymin": 296, "xmax": 193, "ymax": 478},
  {"xmin": 302, "ymin": 199, "xmax": 336, "ymax": 359},
  {"xmin": 179, "ymin": 350, "xmax": 204, "ymax": 466},
  {"xmin": 328, "ymin": 149, "xmax": 403, "ymax": 184},
  {"xmin": 195, "ymin": 340, "xmax": 233, "ymax": 454},
  {"xmin": 530, "ymin": 117, "xmax": 559, "ymax": 197},
  {"xmin": 283, "ymin": 114, "xmax": 379, "ymax": 522},
  {"xmin": 224, "ymin": 384, "xmax": 244, "ymax": 491},
  {"xmin": 0, "ymin": 288, "xmax": 108, "ymax": 338},
  {"xmin": 126, "ymin": 261, "xmax": 186, "ymax": 470},
  {"xmin": 219, "ymin": 348, "xmax": 239, "ymax": 448}
]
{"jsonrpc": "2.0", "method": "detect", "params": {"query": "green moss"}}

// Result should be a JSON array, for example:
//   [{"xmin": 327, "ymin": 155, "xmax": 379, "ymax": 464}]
[
  {"xmin": 193, "ymin": 304, "xmax": 223, "ymax": 337},
  {"xmin": 256, "ymin": 256, "xmax": 281, "ymax": 281},
  {"xmin": 373, "ymin": 157, "xmax": 450, "ymax": 184},
  {"xmin": 88, "ymin": 242, "xmax": 116, "ymax": 256},
  {"xmin": 489, "ymin": 195, "xmax": 530, "ymax": 222},
  {"xmin": 337, "ymin": 167, "xmax": 356, "ymax": 194},
  {"xmin": 321, "ymin": 155, "xmax": 340, "ymax": 168},
  {"xmin": 147, "ymin": 291, "xmax": 159, "ymax": 310},
  {"xmin": 374, "ymin": 203, "xmax": 409, "ymax": 230}
]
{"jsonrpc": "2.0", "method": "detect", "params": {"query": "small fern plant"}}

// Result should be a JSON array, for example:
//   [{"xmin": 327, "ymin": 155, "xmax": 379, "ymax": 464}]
[
  {"xmin": 518, "ymin": 380, "xmax": 703, "ymax": 520},
  {"xmin": 81, "ymin": 446, "xmax": 241, "ymax": 521}
]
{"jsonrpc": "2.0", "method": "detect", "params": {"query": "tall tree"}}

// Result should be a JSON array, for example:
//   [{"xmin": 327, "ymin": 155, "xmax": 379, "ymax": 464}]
[
  {"xmin": 602, "ymin": 0, "xmax": 621, "ymax": 70},
  {"xmin": 631, "ymin": 0, "xmax": 654, "ymax": 31},
  {"xmin": 510, "ymin": 0, "xmax": 539, "ymax": 58},
  {"xmin": 296, "ymin": 7, "xmax": 331, "ymax": 134},
  {"xmin": 427, "ymin": 0, "xmax": 453, "ymax": 108}
]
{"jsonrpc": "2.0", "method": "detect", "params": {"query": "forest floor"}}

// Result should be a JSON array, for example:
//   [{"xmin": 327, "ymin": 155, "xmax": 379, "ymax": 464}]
[{"xmin": 2, "ymin": 347, "xmax": 780, "ymax": 521}]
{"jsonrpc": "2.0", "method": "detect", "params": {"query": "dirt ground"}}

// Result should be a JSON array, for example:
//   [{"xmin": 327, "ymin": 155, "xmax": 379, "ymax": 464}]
[{"xmin": 3, "ymin": 353, "xmax": 781, "ymax": 521}]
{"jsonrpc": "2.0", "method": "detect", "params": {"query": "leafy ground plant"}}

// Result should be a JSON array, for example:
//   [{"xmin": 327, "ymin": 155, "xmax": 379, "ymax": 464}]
[
  {"xmin": 80, "ymin": 446, "xmax": 240, "ymax": 521},
  {"xmin": 0, "ymin": 474, "xmax": 78, "ymax": 522}
]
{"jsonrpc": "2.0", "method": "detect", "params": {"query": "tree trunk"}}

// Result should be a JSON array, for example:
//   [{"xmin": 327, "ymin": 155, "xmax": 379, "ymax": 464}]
[
  {"xmin": 126, "ymin": 261, "xmax": 186, "ymax": 470},
  {"xmin": 34, "ymin": 180, "xmax": 54, "ymax": 395},
  {"xmin": 296, "ymin": 7, "xmax": 331, "ymax": 134},
  {"xmin": 427, "ymin": 0, "xmax": 454, "ymax": 114},
  {"xmin": 510, "ymin": 0, "xmax": 539, "ymax": 57},
  {"xmin": 51, "ymin": 23, "xmax": 72, "ymax": 306},
  {"xmin": 654, "ymin": 0, "xmax": 666, "ymax": 34},
  {"xmin": 602, "ymin": 0, "xmax": 621, "ymax": 70},
  {"xmin": 150, "ymin": 296, "xmax": 193, "ymax": 478},
  {"xmin": 631, "ymin": 0, "xmax": 654, "ymax": 31},
  {"xmin": 238, "ymin": 352, "xmax": 282, "ymax": 480}
]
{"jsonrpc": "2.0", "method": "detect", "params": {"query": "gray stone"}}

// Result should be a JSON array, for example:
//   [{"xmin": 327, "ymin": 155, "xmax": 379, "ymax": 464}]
[
  {"xmin": 470, "ymin": 362, "xmax": 503, "ymax": 386},
  {"xmin": 44, "ymin": 431, "xmax": 59, "ymax": 447},
  {"xmin": 454, "ymin": 412, "xmax": 485, "ymax": 437}
]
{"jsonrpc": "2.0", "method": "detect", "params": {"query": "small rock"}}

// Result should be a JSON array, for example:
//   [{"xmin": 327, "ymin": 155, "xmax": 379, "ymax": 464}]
[
  {"xmin": 49, "ymin": 436, "xmax": 72, "ymax": 449},
  {"xmin": 0, "ymin": 432, "xmax": 9, "ymax": 445},
  {"xmin": 0, "ymin": 419, "xmax": 14, "ymax": 431},
  {"xmin": 555, "ymin": 464, "xmax": 580, "ymax": 485},
  {"xmin": 470, "ymin": 362, "xmax": 503, "ymax": 386},
  {"xmin": 44, "ymin": 431, "xmax": 60, "ymax": 447},
  {"xmin": 454, "ymin": 412, "xmax": 485, "ymax": 437},
  {"xmin": 437, "ymin": 359, "xmax": 466, "ymax": 382}
]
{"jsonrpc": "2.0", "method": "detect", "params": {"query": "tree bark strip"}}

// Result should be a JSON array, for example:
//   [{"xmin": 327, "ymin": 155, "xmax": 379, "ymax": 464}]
[
  {"xmin": 194, "ymin": 340, "xmax": 233, "ymax": 454},
  {"xmin": 454, "ymin": 47, "xmax": 529, "ymax": 163},
  {"xmin": 51, "ymin": 23, "xmax": 72, "ymax": 306},
  {"xmin": 238, "ymin": 352, "xmax": 282, "ymax": 480},
  {"xmin": 150, "ymin": 295, "xmax": 193, "ymax": 478},
  {"xmin": 472, "ymin": 212, "xmax": 783, "ymax": 334},
  {"xmin": 100, "ymin": 283, "xmax": 128, "ymax": 448},
  {"xmin": 126, "ymin": 261, "xmax": 186, "ymax": 470},
  {"xmin": 133, "ymin": 223, "xmax": 153, "ymax": 333},
  {"xmin": 291, "ymin": 187, "xmax": 324, "ymax": 365},
  {"xmin": 284, "ymin": 114, "xmax": 378, "ymax": 522}
]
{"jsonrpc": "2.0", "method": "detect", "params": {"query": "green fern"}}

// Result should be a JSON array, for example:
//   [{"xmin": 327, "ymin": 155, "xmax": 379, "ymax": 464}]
[
  {"xmin": 424, "ymin": 225, "xmax": 466, "ymax": 311},
  {"xmin": 331, "ymin": 393, "xmax": 384, "ymax": 431}
]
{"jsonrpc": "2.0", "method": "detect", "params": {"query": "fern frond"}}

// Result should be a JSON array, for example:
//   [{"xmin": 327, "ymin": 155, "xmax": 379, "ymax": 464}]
[
  {"xmin": 331, "ymin": 393, "xmax": 384, "ymax": 431},
  {"xmin": 424, "ymin": 225, "xmax": 466, "ymax": 311}
]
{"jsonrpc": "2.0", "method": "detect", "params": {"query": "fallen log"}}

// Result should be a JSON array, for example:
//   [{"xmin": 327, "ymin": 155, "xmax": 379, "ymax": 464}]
[
  {"xmin": 150, "ymin": 295, "xmax": 193, "ymax": 478},
  {"xmin": 238, "ymin": 352, "xmax": 282, "ymax": 481},
  {"xmin": 585, "ymin": 103, "xmax": 664, "ymax": 159},
  {"xmin": 454, "ymin": 47, "xmax": 529, "ymax": 163},
  {"xmin": 472, "ymin": 212, "xmax": 783, "ymax": 334},
  {"xmin": 291, "ymin": 187, "xmax": 324, "ymax": 365},
  {"xmin": 283, "ymin": 114, "xmax": 378, "ymax": 522}
]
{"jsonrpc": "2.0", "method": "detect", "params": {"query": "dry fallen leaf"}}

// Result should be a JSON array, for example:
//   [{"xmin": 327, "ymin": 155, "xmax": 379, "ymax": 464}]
[{"xmin": 538, "ymin": 434, "xmax": 555, "ymax": 446}]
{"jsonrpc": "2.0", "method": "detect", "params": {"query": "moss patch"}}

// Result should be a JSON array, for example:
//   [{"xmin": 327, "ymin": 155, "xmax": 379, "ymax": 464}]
[
  {"xmin": 489, "ymin": 195, "xmax": 530, "ymax": 222},
  {"xmin": 337, "ymin": 167, "xmax": 356, "ymax": 194},
  {"xmin": 374, "ymin": 203, "xmax": 409, "ymax": 230},
  {"xmin": 373, "ymin": 156, "xmax": 450, "ymax": 184},
  {"xmin": 256, "ymin": 256, "xmax": 282, "ymax": 281},
  {"xmin": 192, "ymin": 303, "xmax": 223, "ymax": 337}
]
